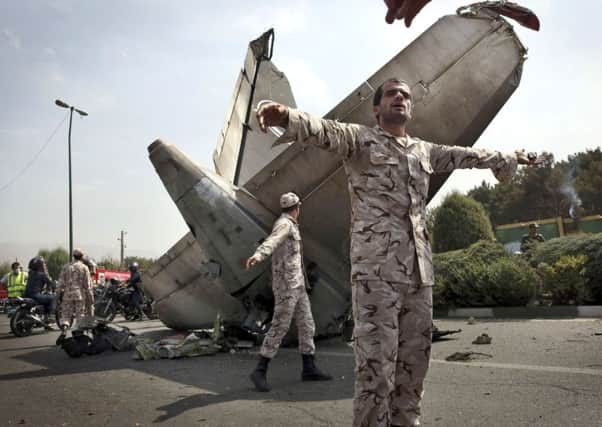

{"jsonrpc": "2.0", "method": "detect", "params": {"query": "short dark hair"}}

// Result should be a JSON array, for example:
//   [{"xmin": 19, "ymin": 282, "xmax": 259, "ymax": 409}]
[
  {"xmin": 11, "ymin": 262, "xmax": 20, "ymax": 269},
  {"xmin": 282, "ymin": 204, "xmax": 299, "ymax": 214},
  {"xmin": 73, "ymin": 252, "xmax": 84, "ymax": 261},
  {"xmin": 373, "ymin": 78, "xmax": 410, "ymax": 107}
]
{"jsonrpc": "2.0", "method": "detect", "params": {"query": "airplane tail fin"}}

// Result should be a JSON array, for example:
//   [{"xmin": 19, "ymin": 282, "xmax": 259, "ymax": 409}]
[{"xmin": 213, "ymin": 29, "xmax": 296, "ymax": 186}]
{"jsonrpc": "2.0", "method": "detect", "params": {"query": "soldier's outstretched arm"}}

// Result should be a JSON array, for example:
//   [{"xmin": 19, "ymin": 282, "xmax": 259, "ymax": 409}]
[
  {"xmin": 246, "ymin": 220, "xmax": 291, "ymax": 269},
  {"xmin": 426, "ymin": 143, "xmax": 522, "ymax": 183},
  {"xmin": 257, "ymin": 102, "xmax": 362, "ymax": 159}
]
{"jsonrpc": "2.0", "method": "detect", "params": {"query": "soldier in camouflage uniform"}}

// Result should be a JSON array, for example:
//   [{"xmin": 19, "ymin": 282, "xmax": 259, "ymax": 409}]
[
  {"xmin": 256, "ymin": 78, "xmax": 540, "ymax": 426},
  {"xmin": 520, "ymin": 222, "xmax": 545, "ymax": 254},
  {"xmin": 246, "ymin": 192, "xmax": 332, "ymax": 392},
  {"xmin": 57, "ymin": 248, "xmax": 95, "ymax": 339}
]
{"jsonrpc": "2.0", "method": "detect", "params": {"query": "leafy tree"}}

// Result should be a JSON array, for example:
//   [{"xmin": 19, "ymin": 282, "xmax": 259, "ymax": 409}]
[
  {"xmin": 573, "ymin": 148, "xmax": 602, "ymax": 214},
  {"xmin": 98, "ymin": 256, "xmax": 121, "ymax": 270},
  {"xmin": 432, "ymin": 193, "xmax": 494, "ymax": 253},
  {"xmin": 467, "ymin": 149, "xmax": 602, "ymax": 225},
  {"xmin": 0, "ymin": 261, "xmax": 11, "ymax": 279},
  {"xmin": 37, "ymin": 247, "xmax": 69, "ymax": 279}
]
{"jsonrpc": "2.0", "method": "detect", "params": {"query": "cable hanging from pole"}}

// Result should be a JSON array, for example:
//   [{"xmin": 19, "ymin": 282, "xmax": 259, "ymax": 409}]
[{"xmin": 0, "ymin": 113, "xmax": 69, "ymax": 193}]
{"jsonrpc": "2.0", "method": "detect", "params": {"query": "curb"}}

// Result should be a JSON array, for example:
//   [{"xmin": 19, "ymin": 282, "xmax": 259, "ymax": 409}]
[{"xmin": 434, "ymin": 306, "xmax": 602, "ymax": 319}]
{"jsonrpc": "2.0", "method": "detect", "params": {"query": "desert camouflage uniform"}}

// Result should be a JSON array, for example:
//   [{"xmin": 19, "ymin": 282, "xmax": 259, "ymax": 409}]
[
  {"xmin": 275, "ymin": 109, "xmax": 518, "ymax": 427},
  {"xmin": 252, "ymin": 213, "xmax": 316, "ymax": 359},
  {"xmin": 57, "ymin": 260, "xmax": 94, "ymax": 329}
]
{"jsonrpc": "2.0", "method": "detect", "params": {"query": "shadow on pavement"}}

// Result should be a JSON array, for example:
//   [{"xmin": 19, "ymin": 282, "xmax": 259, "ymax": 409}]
[{"xmin": 0, "ymin": 327, "xmax": 355, "ymax": 423}]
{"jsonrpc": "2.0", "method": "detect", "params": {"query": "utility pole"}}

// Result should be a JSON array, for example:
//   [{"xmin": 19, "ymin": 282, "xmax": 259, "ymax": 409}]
[{"xmin": 118, "ymin": 230, "xmax": 127, "ymax": 269}]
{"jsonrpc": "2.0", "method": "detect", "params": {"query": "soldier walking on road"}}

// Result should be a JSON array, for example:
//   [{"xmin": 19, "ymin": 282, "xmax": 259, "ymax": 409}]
[
  {"xmin": 57, "ymin": 248, "xmax": 94, "ymax": 340},
  {"xmin": 256, "ymin": 78, "xmax": 541, "ymax": 426},
  {"xmin": 245, "ymin": 192, "xmax": 332, "ymax": 392}
]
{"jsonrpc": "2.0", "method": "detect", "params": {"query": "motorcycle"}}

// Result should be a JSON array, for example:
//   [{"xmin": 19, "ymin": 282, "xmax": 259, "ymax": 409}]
[
  {"xmin": 94, "ymin": 280, "xmax": 154, "ymax": 321},
  {"xmin": 9, "ymin": 296, "xmax": 60, "ymax": 337}
]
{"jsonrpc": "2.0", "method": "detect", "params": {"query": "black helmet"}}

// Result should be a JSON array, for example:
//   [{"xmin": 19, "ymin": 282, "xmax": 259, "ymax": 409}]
[
  {"xmin": 110, "ymin": 277, "xmax": 121, "ymax": 285},
  {"xmin": 128, "ymin": 262, "xmax": 139, "ymax": 272},
  {"xmin": 29, "ymin": 256, "xmax": 45, "ymax": 272}
]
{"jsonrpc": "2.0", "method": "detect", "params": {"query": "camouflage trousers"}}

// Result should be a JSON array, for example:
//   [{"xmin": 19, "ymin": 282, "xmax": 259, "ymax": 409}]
[
  {"xmin": 260, "ymin": 285, "xmax": 316, "ymax": 359},
  {"xmin": 352, "ymin": 280, "xmax": 432, "ymax": 427},
  {"xmin": 59, "ymin": 299, "xmax": 84, "ymax": 328},
  {"xmin": 60, "ymin": 299, "xmax": 94, "ymax": 330}
]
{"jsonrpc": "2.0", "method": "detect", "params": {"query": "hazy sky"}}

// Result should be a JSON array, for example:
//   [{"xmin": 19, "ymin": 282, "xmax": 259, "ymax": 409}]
[{"xmin": 1, "ymin": 0, "xmax": 601, "ymax": 262}]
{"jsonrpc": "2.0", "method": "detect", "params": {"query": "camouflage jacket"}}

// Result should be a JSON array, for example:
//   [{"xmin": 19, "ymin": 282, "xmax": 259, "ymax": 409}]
[
  {"xmin": 520, "ymin": 233, "xmax": 545, "ymax": 252},
  {"xmin": 275, "ymin": 109, "xmax": 518, "ymax": 286},
  {"xmin": 253, "ymin": 213, "xmax": 306, "ymax": 291},
  {"xmin": 58, "ymin": 260, "xmax": 93, "ymax": 302}
]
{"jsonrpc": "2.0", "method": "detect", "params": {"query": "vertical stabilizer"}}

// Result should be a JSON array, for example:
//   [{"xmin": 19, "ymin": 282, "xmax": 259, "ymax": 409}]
[{"xmin": 212, "ymin": 29, "xmax": 297, "ymax": 185}]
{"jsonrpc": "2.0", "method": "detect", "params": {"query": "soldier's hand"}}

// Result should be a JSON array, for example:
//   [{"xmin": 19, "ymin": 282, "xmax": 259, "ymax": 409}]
[
  {"xmin": 384, "ymin": 0, "xmax": 431, "ymax": 26},
  {"xmin": 516, "ymin": 149, "xmax": 545, "ymax": 166},
  {"xmin": 256, "ymin": 102, "xmax": 289, "ymax": 133},
  {"xmin": 245, "ymin": 256, "xmax": 260, "ymax": 270}
]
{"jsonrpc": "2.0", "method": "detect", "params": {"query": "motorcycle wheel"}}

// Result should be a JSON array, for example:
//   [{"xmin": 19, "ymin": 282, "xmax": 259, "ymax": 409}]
[
  {"xmin": 94, "ymin": 300, "xmax": 116, "ymax": 322},
  {"xmin": 10, "ymin": 309, "xmax": 34, "ymax": 337}
]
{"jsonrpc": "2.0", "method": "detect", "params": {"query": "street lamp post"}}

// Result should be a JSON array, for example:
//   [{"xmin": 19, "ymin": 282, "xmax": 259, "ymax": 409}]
[{"xmin": 55, "ymin": 99, "xmax": 88, "ymax": 260}]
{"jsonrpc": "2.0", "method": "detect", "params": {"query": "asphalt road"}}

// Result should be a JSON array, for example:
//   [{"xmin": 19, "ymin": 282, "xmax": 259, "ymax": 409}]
[{"xmin": 1, "ymin": 316, "xmax": 601, "ymax": 427}]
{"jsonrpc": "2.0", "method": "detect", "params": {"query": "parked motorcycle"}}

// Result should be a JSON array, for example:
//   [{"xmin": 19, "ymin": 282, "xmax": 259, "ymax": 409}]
[
  {"xmin": 9, "ymin": 296, "xmax": 60, "ymax": 337},
  {"xmin": 94, "ymin": 279, "xmax": 154, "ymax": 321}
]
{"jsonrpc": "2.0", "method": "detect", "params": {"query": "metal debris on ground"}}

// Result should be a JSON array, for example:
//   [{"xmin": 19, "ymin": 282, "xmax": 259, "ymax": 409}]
[
  {"xmin": 432, "ymin": 325, "xmax": 462, "ymax": 341},
  {"xmin": 445, "ymin": 352, "xmax": 493, "ymax": 362},
  {"xmin": 467, "ymin": 317, "xmax": 477, "ymax": 325},
  {"xmin": 133, "ymin": 313, "xmax": 260, "ymax": 360},
  {"xmin": 133, "ymin": 333, "xmax": 220, "ymax": 360},
  {"xmin": 472, "ymin": 333, "xmax": 492, "ymax": 345}
]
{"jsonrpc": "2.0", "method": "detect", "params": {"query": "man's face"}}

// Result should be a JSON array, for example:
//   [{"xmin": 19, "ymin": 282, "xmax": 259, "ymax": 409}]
[
  {"xmin": 529, "ymin": 226, "xmax": 537, "ymax": 236},
  {"xmin": 374, "ymin": 81, "xmax": 412, "ymax": 125}
]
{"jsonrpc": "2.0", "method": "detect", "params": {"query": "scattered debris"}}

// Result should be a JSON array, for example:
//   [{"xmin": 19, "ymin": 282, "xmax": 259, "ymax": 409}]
[
  {"xmin": 445, "ymin": 351, "xmax": 492, "ymax": 362},
  {"xmin": 467, "ymin": 317, "xmax": 477, "ymax": 325},
  {"xmin": 133, "ymin": 333, "xmax": 220, "ymax": 360},
  {"xmin": 593, "ymin": 333, "xmax": 602, "ymax": 336},
  {"xmin": 472, "ymin": 333, "xmax": 492, "ymax": 345},
  {"xmin": 432, "ymin": 325, "xmax": 462, "ymax": 341},
  {"xmin": 133, "ymin": 315, "xmax": 259, "ymax": 360}
]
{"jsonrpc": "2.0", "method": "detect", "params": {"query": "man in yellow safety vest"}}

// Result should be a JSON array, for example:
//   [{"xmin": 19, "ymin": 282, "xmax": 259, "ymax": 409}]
[{"xmin": 1, "ymin": 262, "xmax": 28, "ymax": 298}]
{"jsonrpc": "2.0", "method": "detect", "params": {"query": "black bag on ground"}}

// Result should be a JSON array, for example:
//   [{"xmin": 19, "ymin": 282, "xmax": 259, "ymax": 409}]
[{"xmin": 61, "ymin": 334, "xmax": 92, "ymax": 358}]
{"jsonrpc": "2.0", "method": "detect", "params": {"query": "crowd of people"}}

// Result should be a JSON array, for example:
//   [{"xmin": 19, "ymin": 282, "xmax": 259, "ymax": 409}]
[{"xmin": 0, "ymin": 253, "xmax": 147, "ymax": 335}]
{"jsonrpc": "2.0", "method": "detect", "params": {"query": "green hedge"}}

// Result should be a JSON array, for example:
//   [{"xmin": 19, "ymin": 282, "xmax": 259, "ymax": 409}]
[
  {"xmin": 433, "ymin": 240, "xmax": 537, "ymax": 308},
  {"xmin": 533, "ymin": 234, "xmax": 602, "ymax": 303},
  {"xmin": 539, "ymin": 255, "xmax": 590, "ymax": 304}
]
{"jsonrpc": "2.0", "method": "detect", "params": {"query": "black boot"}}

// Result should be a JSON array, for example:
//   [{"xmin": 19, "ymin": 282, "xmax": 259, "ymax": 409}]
[
  {"xmin": 56, "ymin": 324, "xmax": 68, "ymax": 346},
  {"xmin": 302, "ymin": 354, "xmax": 332, "ymax": 381},
  {"xmin": 250, "ymin": 355, "xmax": 271, "ymax": 392}
]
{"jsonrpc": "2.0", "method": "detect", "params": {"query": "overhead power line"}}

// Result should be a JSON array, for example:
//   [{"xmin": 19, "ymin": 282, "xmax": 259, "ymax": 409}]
[{"xmin": 0, "ymin": 113, "xmax": 68, "ymax": 193}]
